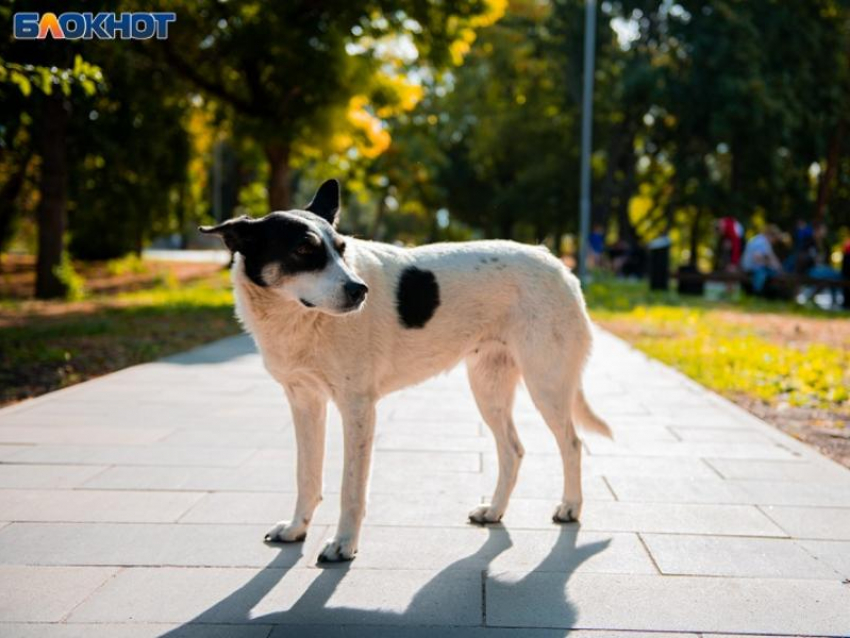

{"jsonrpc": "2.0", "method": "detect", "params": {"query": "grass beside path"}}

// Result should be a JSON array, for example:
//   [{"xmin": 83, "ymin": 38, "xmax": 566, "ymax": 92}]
[
  {"xmin": 0, "ymin": 271, "xmax": 239, "ymax": 407},
  {"xmin": 585, "ymin": 277, "xmax": 850, "ymax": 467}
]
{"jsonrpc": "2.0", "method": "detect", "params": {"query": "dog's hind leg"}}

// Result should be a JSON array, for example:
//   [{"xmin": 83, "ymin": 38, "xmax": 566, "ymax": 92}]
[
  {"xmin": 265, "ymin": 382, "xmax": 327, "ymax": 543},
  {"xmin": 466, "ymin": 347, "xmax": 523, "ymax": 524},
  {"xmin": 518, "ymin": 339, "xmax": 586, "ymax": 524}
]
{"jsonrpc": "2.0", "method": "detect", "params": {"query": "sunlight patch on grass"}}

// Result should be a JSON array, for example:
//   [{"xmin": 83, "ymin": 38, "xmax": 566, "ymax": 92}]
[{"xmin": 586, "ymin": 278, "xmax": 849, "ymax": 414}]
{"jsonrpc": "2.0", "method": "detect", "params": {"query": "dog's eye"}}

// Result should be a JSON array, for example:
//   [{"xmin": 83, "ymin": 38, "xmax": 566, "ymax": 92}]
[{"xmin": 295, "ymin": 235, "xmax": 321, "ymax": 255}]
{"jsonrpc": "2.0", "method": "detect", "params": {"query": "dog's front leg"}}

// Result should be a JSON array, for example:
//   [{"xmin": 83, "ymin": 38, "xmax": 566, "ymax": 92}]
[
  {"xmin": 318, "ymin": 397, "xmax": 376, "ymax": 562},
  {"xmin": 265, "ymin": 383, "xmax": 327, "ymax": 543}
]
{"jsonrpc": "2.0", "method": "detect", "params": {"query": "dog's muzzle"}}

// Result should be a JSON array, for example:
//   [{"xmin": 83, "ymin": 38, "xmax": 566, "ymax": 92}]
[{"xmin": 343, "ymin": 281, "xmax": 368, "ymax": 307}]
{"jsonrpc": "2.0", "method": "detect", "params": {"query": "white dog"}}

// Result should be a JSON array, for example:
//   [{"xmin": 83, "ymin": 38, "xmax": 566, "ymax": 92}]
[{"xmin": 201, "ymin": 179, "xmax": 610, "ymax": 562}]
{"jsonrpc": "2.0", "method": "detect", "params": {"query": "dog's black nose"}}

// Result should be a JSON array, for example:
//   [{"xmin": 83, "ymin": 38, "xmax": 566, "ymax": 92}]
[{"xmin": 344, "ymin": 281, "xmax": 368, "ymax": 305}]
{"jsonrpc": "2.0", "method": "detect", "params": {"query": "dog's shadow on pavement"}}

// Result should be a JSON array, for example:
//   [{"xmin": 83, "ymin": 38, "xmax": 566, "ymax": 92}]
[{"xmin": 160, "ymin": 525, "xmax": 609, "ymax": 636}]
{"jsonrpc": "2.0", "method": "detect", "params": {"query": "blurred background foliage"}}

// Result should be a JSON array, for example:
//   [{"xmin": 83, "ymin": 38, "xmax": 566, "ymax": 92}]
[{"xmin": 2, "ymin": 0, "xmax": 850, "ymax": 297}]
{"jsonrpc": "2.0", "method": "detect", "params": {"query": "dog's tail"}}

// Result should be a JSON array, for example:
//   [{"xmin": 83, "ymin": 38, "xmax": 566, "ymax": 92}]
[{"xmin": 573, "ymin": 387, "xmax": 612, "ymax": 438}]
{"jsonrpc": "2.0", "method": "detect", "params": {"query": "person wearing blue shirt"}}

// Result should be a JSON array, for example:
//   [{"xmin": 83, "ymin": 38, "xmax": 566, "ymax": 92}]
[{"xmin": 741, "ymin": 225, "xmax": 783, "ymax": 294}]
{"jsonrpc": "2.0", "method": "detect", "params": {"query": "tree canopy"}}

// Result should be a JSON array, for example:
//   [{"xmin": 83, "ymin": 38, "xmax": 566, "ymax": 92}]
[{"xmin": 2, "ymin": 0, "xmax": 850, "ymax": 298}]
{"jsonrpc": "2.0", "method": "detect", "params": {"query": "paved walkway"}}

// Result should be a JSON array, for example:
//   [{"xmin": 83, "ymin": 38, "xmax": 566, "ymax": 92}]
[{"xmin": 1, "ymin": 330, "xmax": 849, "ymax": 637}]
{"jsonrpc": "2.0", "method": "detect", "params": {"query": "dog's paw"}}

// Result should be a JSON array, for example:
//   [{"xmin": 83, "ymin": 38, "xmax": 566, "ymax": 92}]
[
  {"xmin": 264, "ymin": 521, "xmax": 307, "ymax": 543},
  {"xmin": 468, "ymin": 504, "xmax": 503, "ymax": 525},
  {"xmin": 552, "ymin": 501, "xmax": 582, "ymax": 524},
  {"xmin": 318, "ymin": 536, "xmax": 357, "ymax": 563}
]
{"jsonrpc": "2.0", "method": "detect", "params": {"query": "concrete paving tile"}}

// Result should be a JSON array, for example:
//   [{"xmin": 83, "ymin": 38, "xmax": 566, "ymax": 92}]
[
  {"xmin": 376, "ymin": 433, "xmax": 493, "ymax": 453},
  {"xmin": 485, "ymin": 572, "xmax": 850, "ymax": 634},
  {"xmin": 500, "ymin": 501, "xmax": 786, "ymax": 536},
  {"xmin": 373, "ymin": 450, "xmax": 481, "ymax": 473},
  {"xmin": 378, "ymin": 418, "xmax": 482, "ymax": 438},
  {"xmin": 583, "ymin": 455, "xmax": 719, "ymax": 478},
  {"xmin": 605, "ymin": 476, "xmax": 751, "ymax": 504},
  {"xmin": 178, "ymin": 492, "xmax": 339, "ymax": 525},
  {"xmin": 0, "ymin": 464, "xmax": 109, "ymax": 489},
  {"xmin": 364, "ymin": 494, "xmax": 486, "ymax": 527},
  {"xmin": 178, "ymin": 491, "xmax": 488, "ymax": 528},
  {"xmin": 69, "ymin": 566, "xmax": 482, "ymax": 626},
  {"xmin": 3, "ymin": 401, "xmax": 206, "ymax": 425},
  {"xmin": 0, "ymin": 444, "xmax": 31, "ymax": 460},
  {"xmin": 81, "ymin": 466, "xmax": 293, "ymax": 492},
  {"xmin": 603, "ymin": 425, "xmax": 680, "ymax": 442},
  {"xmin": 84, "ymin": 462, "xmax": 485, "ymax": 496},
  {"xmin": 641, "ymin": 533, "xmax": 840, "ymax": 578},
  {"xmin": 271, "ymin": 627, "xmax": 698, "ymax": 637},
  {"xmin": 0, "ymin": 522, "xmax": 327, "ymax": 568},
  {"xmin": 159, "ymin": 429, "xmax": 292, "ymax": 448},
  {"xmin": 0, "ymin": 426, "xmax": 172, "ymax": 445},
  {"xmin": 660, "ymin": 413, "xmax": 756, "ymax": 429},
  {"xmin": 349, "ymin": 526, "xmax": 656, "ymax": 574},
  {"xmin": 591, "ymin": 402, "xmax": 650, "ymax": 417},
  {"xmin": 797, "ymin": 540, "xmax": 850, "ymax": 578},
  {"xmin": 0, "ymin": 489, "xmax": 204, "ymax": 523},
  {"xmin": 668, "ymin": 427, "xmax": 774, "ymax": 443},
  {"xmin": 729, "ymin": 479, "xmax": 850, "ymax": 507},
  {"xmin": 0, "ymin": 624, "xmax": 273, "ymax": 638},
  {"xmin": 484, "ymin": 453, "xmax": 719, "ymax": 480},
  {"xmin": 364, "ymin": 469, "xmax": 490, "ymax": 496},
  {"xmin": 245, "ymin": 448, "xmax": 479, "ymax": 473},
  {"xmin": 761, "ymin": 506, "xmax": 850, "ymax": 539},
  {"xmin": 6, "ymin": 445, "xmax": 256, "ymax": 467},
  {"xmin": 583, "ymin": 439, "xmax": 801, "ymax": 460},
  {"xmin": 706, "ymin": 458, "xmax": 850, "ymax": 482},
  {"xmin": 387, "ymin": 402, "xmax": 482, "ymax": 423},
  {"xmin": 0, "ymin": 565, "xmax": 118, "ymax": 621},
  {"xmin": 487, "ymin": 471, "xmax": 615, "ymax": 501}
]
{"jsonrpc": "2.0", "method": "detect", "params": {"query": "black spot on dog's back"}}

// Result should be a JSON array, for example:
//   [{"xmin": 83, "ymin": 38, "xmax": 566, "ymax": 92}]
[{"xmin": 396, "ymin": 266, "xmax": 440, "ymax": 328}]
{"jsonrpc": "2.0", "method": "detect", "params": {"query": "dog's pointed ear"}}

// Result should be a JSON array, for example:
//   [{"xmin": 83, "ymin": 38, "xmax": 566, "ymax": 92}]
[
  {"xmin": 305, "ymin": 179, "xmax": 341, "ymax": 227},
  {"xmin": 198, "ymin": 216, "xmax": 254, "ymax": 254}
]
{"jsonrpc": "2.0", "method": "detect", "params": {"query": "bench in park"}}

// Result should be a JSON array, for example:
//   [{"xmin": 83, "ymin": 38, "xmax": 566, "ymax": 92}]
[{"xmin": 670, "ymin": 269, "xmax": 850, "ymax": 307}]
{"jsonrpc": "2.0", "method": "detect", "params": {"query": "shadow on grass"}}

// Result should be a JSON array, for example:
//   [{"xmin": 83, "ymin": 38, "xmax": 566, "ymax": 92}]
[{"xmin": 159, "ymin": 526, "xmax": 609, "ymax": 637}]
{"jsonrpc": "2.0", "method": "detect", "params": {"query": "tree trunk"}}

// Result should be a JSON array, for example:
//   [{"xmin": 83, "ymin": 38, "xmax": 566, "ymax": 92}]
[
  {"xmin": 265, "ymin": 144, "xmax": 292, "ymax": 210},
  {"xmin": 615, "ymin": 153, "xmax": 637, "ymax": 243},
  {"xmin": 0, "ymin": 149, "xmax": 32, "ymax": 251},
  {"xmin": 815, "ymin": 118, "xmax": 845, "ymax": 224},
  {"xmin": 35, "ymin": 93, "xmax": 69, "ymax": 299}
]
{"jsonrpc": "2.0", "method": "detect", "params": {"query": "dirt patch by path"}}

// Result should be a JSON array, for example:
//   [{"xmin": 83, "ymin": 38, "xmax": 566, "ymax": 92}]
[
  {"xmin": 713, "ymin": 309, "xmax": 850, "ymax": 350},
  {"xmin": 735, "ymin": 394, "xmax": 850, "ymax": 468}
]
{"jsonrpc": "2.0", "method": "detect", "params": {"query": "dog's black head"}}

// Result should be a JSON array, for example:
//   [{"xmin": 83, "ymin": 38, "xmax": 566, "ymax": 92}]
[{"xmin": 200, "ymin": 179, "xmax": 368, "ymax": 315}]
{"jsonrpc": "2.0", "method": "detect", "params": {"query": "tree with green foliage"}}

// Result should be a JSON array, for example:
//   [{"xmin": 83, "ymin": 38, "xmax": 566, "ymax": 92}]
[
  {"xmin": 606, "ymin": 0, "xmax": 850, "ymax": 262},
  {"xmin": 0, "ymin": 1, "xmax": 102, "ymax": 298},
  {"xmin": 66, "ymin": 44, "xmax": 191, "ymax": 259},
  {"xmin": 153, "ymin": 0, "xmax": 503, "ymax": 210}
]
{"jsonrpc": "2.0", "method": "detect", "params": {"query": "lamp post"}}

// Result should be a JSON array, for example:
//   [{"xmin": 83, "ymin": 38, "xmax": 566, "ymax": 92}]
[{"xmin": 578, "ymin": 0, "xmax": 596, "ymax": 283}]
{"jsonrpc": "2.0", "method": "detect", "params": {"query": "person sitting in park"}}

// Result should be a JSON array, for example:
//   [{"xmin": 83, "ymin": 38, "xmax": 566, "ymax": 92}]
[
  {"xmin": 715, "ymin": 216, "xmax": 744, "ymax": 272},
  {"xmin": 741, "ymin": 225, "xmax": 784, "ymax": 295},
  {"xmin": 804, "ymin": 222, "xmax": 843, "ymax": 306},
  {"xmin": 609, "ymin": 236, "xmax": 646, "ymax": 279},
  {"xmin": 588, "ymin": 223, "xmax": 606, "ymax": 269},
  {"xmin": 784, "ymin": 218, "xmax": 816, "ymax": 274}
]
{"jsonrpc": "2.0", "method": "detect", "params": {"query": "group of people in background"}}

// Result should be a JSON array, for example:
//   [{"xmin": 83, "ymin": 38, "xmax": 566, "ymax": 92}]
[
  {"xmin": 716, "ymin": 216, "xmax": 848, "ymax": 304},
  {"xmin": 585, "ymin": 216, "xmax": 849, "ymax": 308}
]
